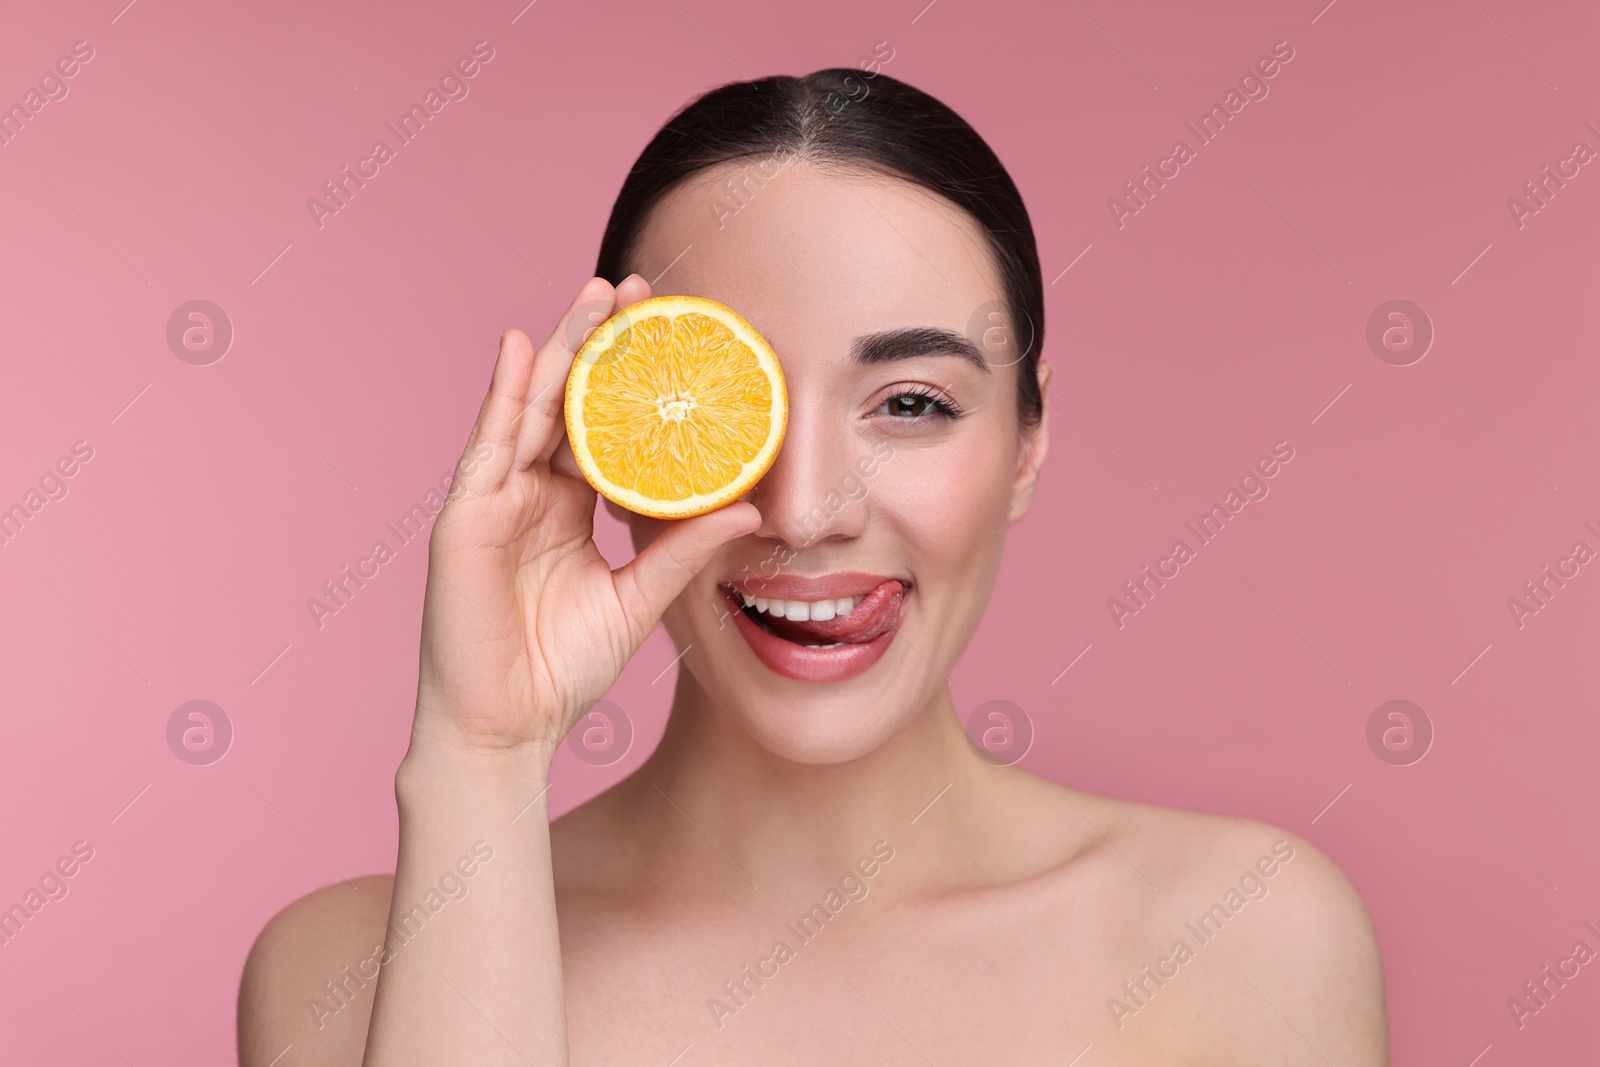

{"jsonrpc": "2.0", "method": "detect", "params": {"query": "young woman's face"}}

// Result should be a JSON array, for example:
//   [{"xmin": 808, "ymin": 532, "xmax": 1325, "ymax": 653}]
[{"xmin": 612, "ymin": 160, "xmax": 1050, "ymax": 763}]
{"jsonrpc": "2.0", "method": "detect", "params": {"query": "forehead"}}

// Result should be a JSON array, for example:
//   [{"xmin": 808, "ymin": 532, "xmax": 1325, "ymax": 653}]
[{"xmin": 628, "ymin": 161, "xmax": 1004, "ymax": 352}]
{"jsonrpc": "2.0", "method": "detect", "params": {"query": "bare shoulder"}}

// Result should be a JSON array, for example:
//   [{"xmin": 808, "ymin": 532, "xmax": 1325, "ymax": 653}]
[
  {"xmin": 1039, "ymin": 781, "xmax": 1388, "ymax": 1062},
  {"xmin": 238, "ymin": 873, "xmax": 396, "ymax": 1067},
  {"xmin": 1074, "ymin": 787, "xmax": 1372, "ymax": 906}
]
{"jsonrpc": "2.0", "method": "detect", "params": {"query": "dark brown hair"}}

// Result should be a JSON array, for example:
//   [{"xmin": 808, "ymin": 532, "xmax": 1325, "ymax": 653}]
[{"xmin": 593, "ymin": 67, "xmax": 1044, "ymax": 430}]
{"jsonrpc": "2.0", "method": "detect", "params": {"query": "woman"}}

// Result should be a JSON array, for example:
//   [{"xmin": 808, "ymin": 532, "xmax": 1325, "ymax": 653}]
[{"xmin": 239, "ymin": 68, "xmax": 1387, "ymax": 1065}]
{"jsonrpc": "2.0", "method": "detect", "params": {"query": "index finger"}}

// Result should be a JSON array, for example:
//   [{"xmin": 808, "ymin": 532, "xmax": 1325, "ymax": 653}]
[{"xmin": 514, "ymin": 273, "xmax": 653, "ymax": 470}]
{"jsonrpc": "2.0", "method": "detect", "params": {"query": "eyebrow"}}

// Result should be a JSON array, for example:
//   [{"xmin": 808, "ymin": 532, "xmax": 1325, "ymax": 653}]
[{"xmin": 850, "ymin": 326, "xmax": 991, "ymax": 375}]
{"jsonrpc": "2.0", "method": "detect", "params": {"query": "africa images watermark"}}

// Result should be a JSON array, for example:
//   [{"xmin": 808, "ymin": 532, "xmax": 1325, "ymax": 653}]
[
  {"xmin": 0, "ymin": 39, "xmax": 96, "ymax": 148},
  {"xmin": 0, "ymin": 840, "xmax": 96, "ymax": 949},
  {"xmin": 705, "ymin": 40, "xmax": 896, "ymax": 230},
  {"xmin": 0, "ymin": 440, "xmax": 95, "ymax": 549},
  {"xmin": 1105, "ymin": 839, "xmax": 1297, "ymax": 1030},
  {"xmin": 307, "ymin": 840, "xmax": 495, "ymax": 1031},
  {"xmin": 1505, "ymin": 917, "xmax": 1600, "ymax": 1031},
  {"xmin": 305, "ymin": 440, "xmax": 492, "ymax": 630},
  {"xmin": 705, "ymin": 840, "xmax": 895, "ymax": 1029},
  {"xmin": 1107, "ymin": 440, "xmax": 1295, "ymax": 629},
  {"xmin": 1505, "ymin": 117, "xmax": 1600, "ymax": 231},
  {"xmin": 1505, "ymin": 518, "xmax": 1600, "ymax": 630},
  {"xmin": 307, "ymin": 41, "xmax": 496, "ymax": 230},
  {"xmin": 1107, "ymin": 39, "xmax": 1297, "ymax": 229}
]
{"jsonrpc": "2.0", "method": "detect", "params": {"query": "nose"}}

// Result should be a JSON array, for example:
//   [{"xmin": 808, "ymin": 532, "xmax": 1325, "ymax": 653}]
[{"xmin": 741, "ymin": 401, "xmax": 868, "ymax": 550}]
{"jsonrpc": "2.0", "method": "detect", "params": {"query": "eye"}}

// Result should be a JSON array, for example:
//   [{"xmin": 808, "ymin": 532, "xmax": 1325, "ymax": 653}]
[{"xmin": 874, "ymin": 386, "xmax": 964, "ymax": 420}]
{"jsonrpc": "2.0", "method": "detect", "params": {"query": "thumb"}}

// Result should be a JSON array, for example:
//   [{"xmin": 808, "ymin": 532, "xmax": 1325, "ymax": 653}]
[{"xmin": 613, "ymin": 502, "xmax": 762, "ymax": 636}]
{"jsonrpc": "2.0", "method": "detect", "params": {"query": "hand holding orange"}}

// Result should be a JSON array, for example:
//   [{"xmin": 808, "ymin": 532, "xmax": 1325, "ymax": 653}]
[{"xmin": 564, "ymin": 295, "xmax": 787, "ymax": 519}]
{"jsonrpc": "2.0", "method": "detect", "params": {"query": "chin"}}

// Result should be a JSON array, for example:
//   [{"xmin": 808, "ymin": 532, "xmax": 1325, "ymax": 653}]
[
  {"xmin": 691, "ymin": 662, "xmax": 924, "ymax": 766},
  {"xmin": 660, "ymin": 579, "xmax": 940, "ymax": 765}
]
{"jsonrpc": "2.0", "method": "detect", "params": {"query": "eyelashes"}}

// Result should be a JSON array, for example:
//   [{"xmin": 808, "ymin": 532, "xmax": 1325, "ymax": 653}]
[{"xmin": 875, "ymin": 385, "xmax": 965, "ymax": 421}]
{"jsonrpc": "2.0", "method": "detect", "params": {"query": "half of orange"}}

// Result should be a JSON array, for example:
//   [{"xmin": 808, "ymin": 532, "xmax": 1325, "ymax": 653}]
[{"xmin": 564, "ymin": 295, "xmax": 787, "ymax": 519}]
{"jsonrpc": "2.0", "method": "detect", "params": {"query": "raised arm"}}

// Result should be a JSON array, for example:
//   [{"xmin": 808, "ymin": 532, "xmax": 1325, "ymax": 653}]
[{"xmin": 239, "ymin": 274, "xmax": 760, "ymax": 1067}]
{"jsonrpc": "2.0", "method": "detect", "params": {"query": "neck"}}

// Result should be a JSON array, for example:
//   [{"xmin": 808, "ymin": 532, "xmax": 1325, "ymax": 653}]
[{"xmin": 616, "ymin": 666, "xmax": 997, "ymax": 894}]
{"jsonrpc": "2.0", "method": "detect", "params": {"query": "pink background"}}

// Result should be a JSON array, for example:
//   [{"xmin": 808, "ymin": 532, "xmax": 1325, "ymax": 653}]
[{"xmin": 1, "ymin": 0, "xmax": 1595, "ymax": 1062}]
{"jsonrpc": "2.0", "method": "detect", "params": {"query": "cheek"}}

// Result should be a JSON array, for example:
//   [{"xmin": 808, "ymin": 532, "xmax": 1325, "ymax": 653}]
[{"xmin": 876, "ymin": 438, "xmax": 1013, "ymax": 566}]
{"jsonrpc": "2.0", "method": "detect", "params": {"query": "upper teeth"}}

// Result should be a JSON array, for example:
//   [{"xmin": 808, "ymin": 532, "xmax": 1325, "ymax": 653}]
[{"xmin": 741, "ymin": 593, "xmax": 863, "ymax": 622}]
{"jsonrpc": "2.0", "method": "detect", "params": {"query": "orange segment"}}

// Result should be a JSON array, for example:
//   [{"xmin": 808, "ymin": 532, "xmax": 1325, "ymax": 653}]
[{"xmin": 564, "ymin": 295, "xmax": 787, "ymax": 519}]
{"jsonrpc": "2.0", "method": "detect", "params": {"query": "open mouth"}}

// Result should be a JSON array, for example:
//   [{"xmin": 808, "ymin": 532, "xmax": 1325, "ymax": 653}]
[
  {"xmin": 720, "ymin": 580, "xmax": 907, "ymax": 648},
  {"xmin": 720, "ymin": 575, "xmax": 908, "ymax": 684}
]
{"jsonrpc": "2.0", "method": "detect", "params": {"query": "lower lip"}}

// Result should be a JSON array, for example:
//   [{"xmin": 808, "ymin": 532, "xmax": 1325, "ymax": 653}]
[{"xmin": 722, "ymin": 586, "xmax": 902, "ymax": 684}]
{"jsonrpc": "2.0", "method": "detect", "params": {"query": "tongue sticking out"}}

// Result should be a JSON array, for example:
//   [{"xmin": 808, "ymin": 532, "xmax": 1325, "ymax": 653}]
[{"xmin": 756, "ymin": 580, "xmax": 907, "ymax": 646}]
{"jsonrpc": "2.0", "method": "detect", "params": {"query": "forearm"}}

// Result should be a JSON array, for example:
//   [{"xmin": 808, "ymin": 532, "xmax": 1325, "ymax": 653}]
[{"xmin": 362, "ymin": 737, "xmax": 566, "ymax": 1066}]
